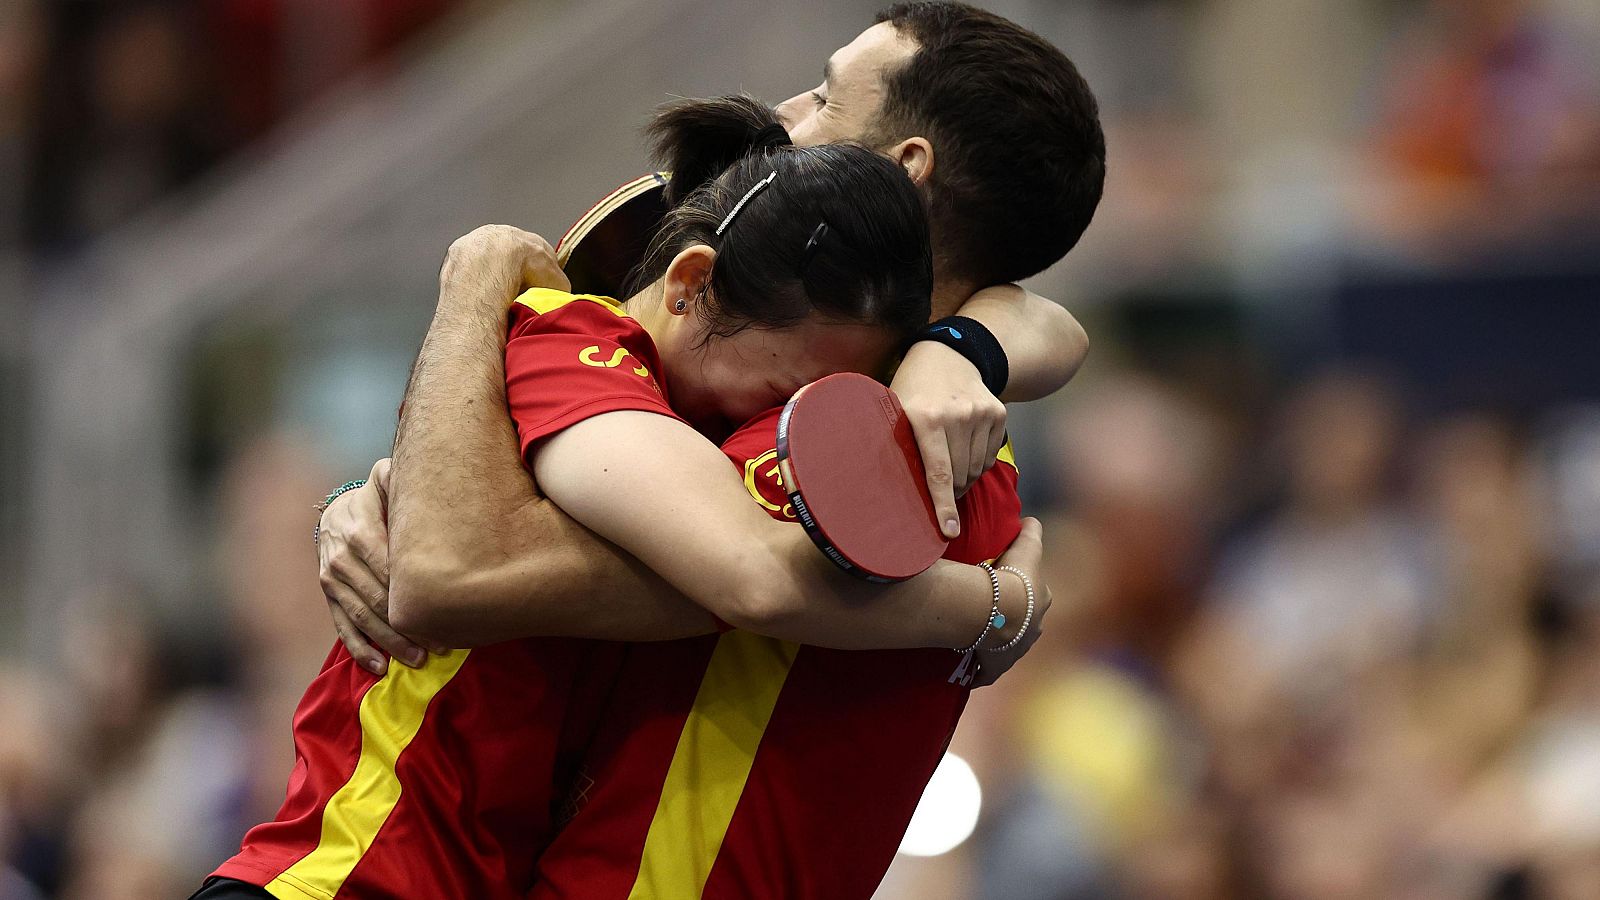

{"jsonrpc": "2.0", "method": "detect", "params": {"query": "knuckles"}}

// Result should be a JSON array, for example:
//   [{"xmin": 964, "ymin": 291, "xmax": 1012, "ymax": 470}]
[
  {"xmin": 344, "ymin": 600, "xmax": 372, "ymax": 627},
  {"xmin": 441, "ymin": 225, "xmax": 558, "ymax": 280},
  {"xmin": 903, "ymin": 396, "xmax": 1006, "ymax": 433}
]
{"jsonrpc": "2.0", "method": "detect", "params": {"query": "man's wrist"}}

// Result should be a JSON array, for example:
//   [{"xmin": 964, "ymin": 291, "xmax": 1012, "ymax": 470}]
[
  {"xmin": 433, "ymin": 281, "xmax": 519, "ymax": 338},
  {"xmin": 313, "ymin": 478, "xmax": 367, "ymax": 546}
]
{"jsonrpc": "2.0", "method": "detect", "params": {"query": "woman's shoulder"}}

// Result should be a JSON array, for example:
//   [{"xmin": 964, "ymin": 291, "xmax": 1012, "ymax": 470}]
[{"xmin": 509, "ymin": 288, "xmax": 643, "ymax": 340}]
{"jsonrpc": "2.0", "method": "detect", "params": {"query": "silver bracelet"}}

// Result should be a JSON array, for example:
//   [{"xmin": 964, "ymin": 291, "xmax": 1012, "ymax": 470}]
[
  {"xmin": 955, "ymin": 562, "xmax": 1005, "ymax": 654},
  {"xmin": 992, "ymin": 565, "xmax": 1036, "ymax": 653}
]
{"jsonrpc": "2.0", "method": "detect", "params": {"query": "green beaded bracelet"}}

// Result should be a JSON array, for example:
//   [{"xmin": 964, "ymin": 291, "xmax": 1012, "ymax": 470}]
[{"xmin": 313, "ymin": 479, "xmax": 368, "ymax": 547}]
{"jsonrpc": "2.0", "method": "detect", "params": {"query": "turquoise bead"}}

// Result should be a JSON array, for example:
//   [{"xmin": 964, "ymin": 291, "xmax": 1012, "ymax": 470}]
[{"xmin": 991, "ymin": 613, "xmax": 1006, "ymax": 629}]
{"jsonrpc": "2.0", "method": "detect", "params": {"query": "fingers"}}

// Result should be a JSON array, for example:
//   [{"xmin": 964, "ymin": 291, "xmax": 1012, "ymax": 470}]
[
  {"xmin": 972, "ymin": 621, "xmax": 1044, "ymax": 688},
  {"xmin": 962, "ymin": 423, "xmax": 991, "ymax": 496},
  {"xmin": 972, "ymin": 648, "xmax": 1015, "ymax": 687},
  {"xmin": 335, "ymin": 548, "xmax": 393, "ymax": 624},
  {"xmin": 442, "ymin": 225, "xmax": 565, "ymax": 298},
  {"xmin": 912, "ymin": 421, "xmax": 961, "ymax": 540},
  {"xmin": 371, "ymin": 457, "xmax": 392, "ymax": 497},
  {"xmin": 521, "ymin": 233, "xmax": 570, "ymax": 293},
  {"xmin": 328, "ymin": 599, "xmax": 387, "ymax": 676},
  {"xmin": 986, "ymin": 408, "xmax": 1009, "ymax": 464},
  {"xmin": 945, "ymin": 425, "xmax": 973, "ymax": 502},
  {"xmin": 969, "ymin": 398, "xmax": 1007, "ymax": 493},
  {"xmin": 352, "ymin": 522, "xmax": 391, "ymax": 591},
  {"xmin": 321, "ymin": 569, "xmax": 426, "ymax": 669}
]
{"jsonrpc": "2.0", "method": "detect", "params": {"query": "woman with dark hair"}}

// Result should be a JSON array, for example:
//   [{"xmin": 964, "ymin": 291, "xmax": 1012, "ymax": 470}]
[{"xmin": 194, "ymin": 96, "xmax": 1043, "ymax": 900}]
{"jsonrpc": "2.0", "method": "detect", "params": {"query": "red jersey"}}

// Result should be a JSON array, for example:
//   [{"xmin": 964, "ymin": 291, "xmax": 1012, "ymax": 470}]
[
  {"xmin": 213, "ymin": 289, "xmax": 674, "ymax": 899},
  {"xmin": 528, "ymin": 411, "xmax": 1023, "ymax": 900}
]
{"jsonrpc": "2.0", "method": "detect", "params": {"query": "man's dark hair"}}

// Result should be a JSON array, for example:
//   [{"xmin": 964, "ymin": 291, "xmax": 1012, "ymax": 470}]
[
  {"xmin": 871, "ymin": 2, "xmax": 1105, "ymax": 286},
  {"xmin": 636, "ymin": 95, "xmax": 932, "ymax": 345}
]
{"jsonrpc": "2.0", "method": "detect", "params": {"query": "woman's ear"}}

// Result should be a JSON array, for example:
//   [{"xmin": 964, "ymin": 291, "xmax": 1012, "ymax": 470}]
[
  {"xmin": 886, "ymin": 136, "xmax": 934, "ymax": 187},
  {"xmin": 662, "ymin": 244, "xmax": 717, "ymax": 316}
]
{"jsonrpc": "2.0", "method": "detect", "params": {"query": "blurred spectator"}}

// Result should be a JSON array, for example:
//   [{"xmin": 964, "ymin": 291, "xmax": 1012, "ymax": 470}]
[
  {"xmin": 18, "ymin": 0, "xmax": 461, "ymax": 255},
  {"xmin": 1358, "ymin": 0, "xmax": 1600, "ymax": 253},
  {"xmin": 0, "ymin": 2, "xmax": 44, "ymax": 250},
  {"xmin": 0, "ymin": 434, "xmax": 331, "ymax": 898},
  {"xmin": 1190, "ymin": 371, "xmax": 1427, "ymax": 710},
  {"xmin": 1047, "ymin": 372, "xmax": 1228, "ymax": 664}
]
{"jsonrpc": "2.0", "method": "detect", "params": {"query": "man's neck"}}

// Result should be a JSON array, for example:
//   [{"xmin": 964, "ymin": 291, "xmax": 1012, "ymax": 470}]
[{"xmin": 929, "ymin": 271, "xmax": 981, "ymax": 321}]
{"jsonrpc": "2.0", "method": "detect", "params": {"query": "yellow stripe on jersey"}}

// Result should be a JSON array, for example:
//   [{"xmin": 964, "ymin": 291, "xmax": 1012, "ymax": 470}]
[
  {"xmin": 265, "ymin": 650, "xmax": 472, "ymax": 900},
  {"xmin": 997, "ymin": 438, "xmax": 1018, "ymax": 471},
  {"xmin": 628, "ymin": 632, "xmax": 800, "ymax": 900},
  {"xmin": 514, "ymin": 287, "xmax": 630, "ymax": 318}
]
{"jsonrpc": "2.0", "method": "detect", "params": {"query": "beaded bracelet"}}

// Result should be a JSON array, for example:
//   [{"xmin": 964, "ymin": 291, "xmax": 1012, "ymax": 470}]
[
  {"xmin": 992, "ymin": 565, "xmax": 1037, "ymax": 653},
  {"xmin": 312, "ymin": 479, "xmax": 368, "ymax": 547},
  {"xmin": 955, "ymin": 562, "xmax": 1006, "ymax": 654}
]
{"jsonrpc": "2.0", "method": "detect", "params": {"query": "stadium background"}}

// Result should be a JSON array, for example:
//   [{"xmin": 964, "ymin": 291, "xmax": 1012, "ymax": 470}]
[{"xmin": 2, "ymin": 0, "xmax": 1600, "ymax": 897}]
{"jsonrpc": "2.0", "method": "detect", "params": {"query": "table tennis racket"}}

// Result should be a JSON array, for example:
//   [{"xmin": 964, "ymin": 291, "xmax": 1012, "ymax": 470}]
[
  {"xmin": 777, "ymin": 373, "xmax": 949, "ymax": 583},
  {"xmin": 556, "ymin": 173, "xmax": 669, "ymax": 298}
]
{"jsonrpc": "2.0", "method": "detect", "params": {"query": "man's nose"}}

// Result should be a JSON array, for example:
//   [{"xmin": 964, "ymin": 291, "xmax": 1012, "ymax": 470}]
[{"xmin": 773, "ymin": 97, "xmax": 800, "ymax": 128}]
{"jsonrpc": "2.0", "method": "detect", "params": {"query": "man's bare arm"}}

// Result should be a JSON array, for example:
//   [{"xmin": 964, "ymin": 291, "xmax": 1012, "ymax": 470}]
[
  {"xmin": 384, "ymin": 226, "xmax": 715, "ymax": 648},
  {"xmin": 962, "ymin": 283, "xmax": 1089, "ymax": 403}
]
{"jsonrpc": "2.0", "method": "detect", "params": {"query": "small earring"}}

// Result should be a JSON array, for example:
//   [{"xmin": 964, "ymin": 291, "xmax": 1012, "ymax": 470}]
[{"xmin": 675, "ymin": 298, "xmax": 687, "ymax": 312}]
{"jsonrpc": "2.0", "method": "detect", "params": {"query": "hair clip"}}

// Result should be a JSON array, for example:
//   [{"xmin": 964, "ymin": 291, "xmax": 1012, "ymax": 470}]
[
  {"xmin": 715, "ymin": 170, "xmax": 778, "ymax": 236},
  {"xmin": 800, "ymin": 222, "xmax": 829, "ymax": 272}
]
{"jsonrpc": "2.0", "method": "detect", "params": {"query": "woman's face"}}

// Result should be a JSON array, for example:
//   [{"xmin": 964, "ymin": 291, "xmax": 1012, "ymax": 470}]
[{"xmin": 654, "ymin": 312, "xmax": 902, "ymax": 440}]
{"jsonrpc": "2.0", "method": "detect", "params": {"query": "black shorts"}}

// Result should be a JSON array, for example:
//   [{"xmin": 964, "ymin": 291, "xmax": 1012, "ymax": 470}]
[{"xmin": 186, "ymin": 877, "xmax": 273, "ymax": 900}]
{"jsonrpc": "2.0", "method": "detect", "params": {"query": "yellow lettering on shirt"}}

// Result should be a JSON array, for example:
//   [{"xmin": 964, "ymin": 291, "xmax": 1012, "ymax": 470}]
[{"xmin": 579, "ymin": 345, "xmax": 652, "ymax": 379}]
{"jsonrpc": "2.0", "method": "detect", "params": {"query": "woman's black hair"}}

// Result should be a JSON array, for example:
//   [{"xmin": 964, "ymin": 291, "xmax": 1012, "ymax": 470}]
[{"xmin": 632, "ymin": 95, "xmax": 932, "ymax": 344}]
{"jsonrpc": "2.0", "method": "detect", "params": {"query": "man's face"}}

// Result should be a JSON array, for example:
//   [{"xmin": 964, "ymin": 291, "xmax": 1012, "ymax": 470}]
[{"xmin": 775, "ymin": 22, "xmax": 917, "ymax": 148}]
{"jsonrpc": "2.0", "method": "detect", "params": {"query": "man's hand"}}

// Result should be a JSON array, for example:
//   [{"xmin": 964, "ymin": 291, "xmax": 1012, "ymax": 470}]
[
  {"xmin": 972, "ymin": 517, "xmax": 1052, "ymax": 688},
  {"xmin": 891, "ymin": 340, "xmax": 1008, "ymax": 540},
  {"xmin": 438, "ymin": 225, "xmax": 569, "ymax": 315},
  {"xmin": 319, "ymin": 458, "xmax": 431, "ymax": 675}
]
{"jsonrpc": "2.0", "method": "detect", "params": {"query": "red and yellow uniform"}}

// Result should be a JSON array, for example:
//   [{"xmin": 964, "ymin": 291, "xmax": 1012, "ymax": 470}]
[
  {"xmin": 528, "ymin": 411, "xmax": 1023, "ymax": 899},
  {"xmin": 212, "ymin": 289, "xmax": 673, "ymax": 899}
]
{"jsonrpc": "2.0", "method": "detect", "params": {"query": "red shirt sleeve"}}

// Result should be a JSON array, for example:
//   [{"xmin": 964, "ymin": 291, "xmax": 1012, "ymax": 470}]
[
  {"xmin": 719, "ymin": 407, "xmax": 796, "ymax": 524},
  {"xmin": 504, "ymin": 289, "xmax": 679, "ymax": 460}
]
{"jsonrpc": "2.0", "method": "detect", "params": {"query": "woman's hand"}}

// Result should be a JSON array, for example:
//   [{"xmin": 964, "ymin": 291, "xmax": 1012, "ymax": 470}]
[
  {"xmin": 891, "ymin": 340, "xmax": 1008, "ymax": 541},
  {"xmin": 972, "ymin": 517, "xmax": 1051, "ymax": 687}
]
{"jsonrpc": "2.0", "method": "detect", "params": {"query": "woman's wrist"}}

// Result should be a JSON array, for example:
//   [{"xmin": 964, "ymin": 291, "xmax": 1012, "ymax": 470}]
[
  {"xmin": 981, "ymin": 569, "xmax": 1032, "ymax": 650},
  {"xmin": 954, "ymin": 562, "xmax": 1005, "ymax": 654}
]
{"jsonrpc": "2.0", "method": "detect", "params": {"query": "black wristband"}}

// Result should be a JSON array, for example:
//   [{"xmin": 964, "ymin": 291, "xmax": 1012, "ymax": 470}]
[{"xmin": 913, "ymin": 316, "xmax": 1009, "ymax": 396}]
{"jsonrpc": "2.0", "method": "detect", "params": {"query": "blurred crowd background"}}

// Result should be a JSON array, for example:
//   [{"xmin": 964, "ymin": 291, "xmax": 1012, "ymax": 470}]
[{"xmin": 2, "ymin": 0, "xmax": 1599, "ymax": 898}]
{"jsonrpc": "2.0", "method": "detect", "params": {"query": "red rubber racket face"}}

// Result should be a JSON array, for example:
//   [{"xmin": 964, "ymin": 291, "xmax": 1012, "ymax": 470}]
[
  {"xmin": 556, "ymin": 173, "xmax": 669, "ymax": 298},
  {"xmin": 777, "ymin": 373, "xmax": 949, "ymax": 582}
]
